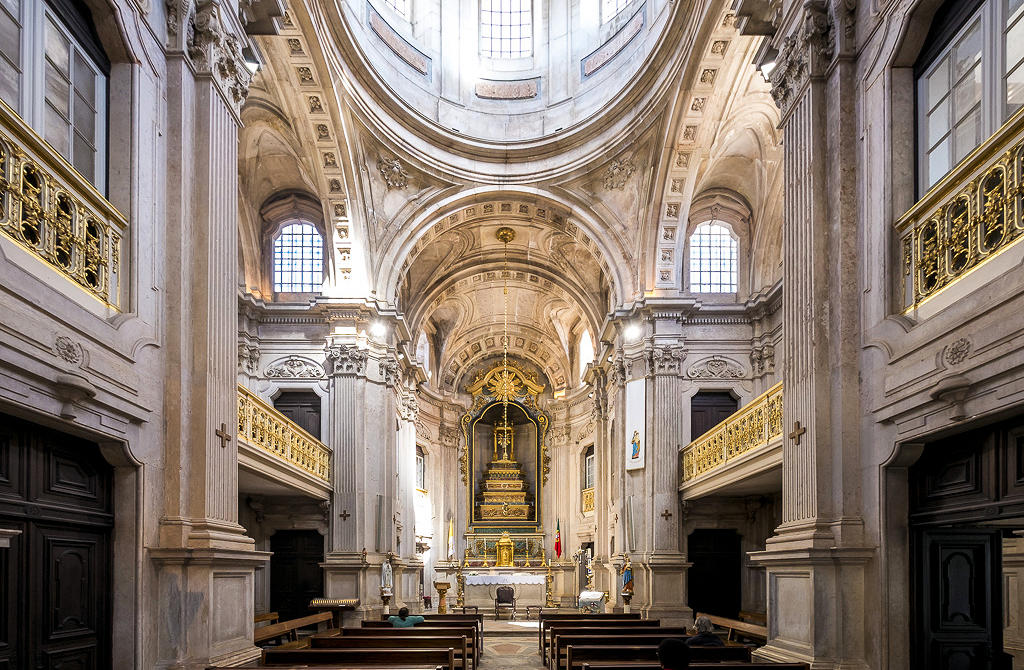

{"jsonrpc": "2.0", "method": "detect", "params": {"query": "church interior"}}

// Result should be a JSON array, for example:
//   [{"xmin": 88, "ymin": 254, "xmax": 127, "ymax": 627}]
[{"xmin": 2, "ymin": 0, "xmax": 1024, "ymax": 668}]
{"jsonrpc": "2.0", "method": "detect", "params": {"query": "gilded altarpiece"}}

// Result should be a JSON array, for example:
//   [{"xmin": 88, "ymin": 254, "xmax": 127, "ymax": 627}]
[{"xmin": 459, "ymin": 362, "xmax": 550, "ymax": 565}]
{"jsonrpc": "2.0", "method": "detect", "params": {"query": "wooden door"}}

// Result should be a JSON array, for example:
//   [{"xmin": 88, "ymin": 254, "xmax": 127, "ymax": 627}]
[
  {"xmin": 690, "ymin": 392, "xmax": 738, "ymax": 441},
  {"xmin": 913, "ymin": 528, "xmax": 1003, "ymax": 670},
  {"xmin": 687, "ymin": 529, "xmax": 742, "ymax": 618},
  {"xmin": 270, "ymin": 530, "xmax": 324, "ymax": 621},
  {"xmin": 0, "ymin": 413, "xmax": 112, "ymax": 669},
  {"xmin": 273, "ymin": 391, "xmax": 322, "ymax": 439}
]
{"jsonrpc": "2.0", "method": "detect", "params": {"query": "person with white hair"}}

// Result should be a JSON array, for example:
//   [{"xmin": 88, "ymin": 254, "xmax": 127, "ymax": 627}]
[{"xmin": 686, "ymin": 616, "xmax": 724, "ymax": 647}]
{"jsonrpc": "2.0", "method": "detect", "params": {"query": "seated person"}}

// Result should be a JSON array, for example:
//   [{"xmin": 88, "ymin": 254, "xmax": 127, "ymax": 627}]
[
  {"xmin": 387, "ymin": 606, "xmax": 425, "ymax": 628},
  {"xmin": 657, "ymin": 638, "xmax": 691, "ymax": 670},
  {"xmin": 686, "ymin": 615, "xmax": 725, "ymax": 646}
]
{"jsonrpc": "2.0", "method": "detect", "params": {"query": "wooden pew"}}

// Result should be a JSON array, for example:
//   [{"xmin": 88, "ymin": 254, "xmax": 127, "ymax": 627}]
[
  {"xmin": 695, "ymin": 611, "xmax": 768, "ymax": 643},
  {"xmin": 581, "ymin": 663, "xmax": 809, "ymax": 670},
  {"xmin": 261, "ymin": 647, "xmax": 456, "ymax": 669},
  {"xmin": 345, "ymin": 624, "xmax": 479, "ymax": 667},
  {"xmin": 254, "ymin": 611, "xmax": 279, "ymax": 626},
  {"xmin": 211, "ymin": 666, "xmax": 444, "ymax": 670},
  {"xmin": 312, "ymin": 635, "xmax": 471, "ymax": 670},
  {"xmin": 364, "ymin": 619, "xmax": 482, "ymax": 662},
  {"xmin": 542, "ymin": 620, "xmax": 659, "ymax": 663},
  {"xmin": 549, "ymin": 630, "xmax": 690, "ymax": 670},
  {"xmin": 565, "ymin": 644, "xmax": 751, "ymax": 670},
  {"xmin": 254, "ymin": 611, "xmax": 334, "ymax": 646},
  {"xmin": 538, "ymin": 613, "xmax": 642, "ymax": 652}
]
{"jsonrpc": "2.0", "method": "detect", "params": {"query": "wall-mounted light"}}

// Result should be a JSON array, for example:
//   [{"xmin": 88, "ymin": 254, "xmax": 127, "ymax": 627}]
[
  {"xmin": 624, "ymin": 323, "xmax": 642, "ymax": 342},
  {"xmin": 243, "ymin": 45, "xmax": 263, "ymax": 74},
  {"xmin": 370, "ymin": 321, "xmax": 387, "ymax": 338},
  {"xmin": 757, "ymin": 47, "xmax": 778, "ymax": 83}
]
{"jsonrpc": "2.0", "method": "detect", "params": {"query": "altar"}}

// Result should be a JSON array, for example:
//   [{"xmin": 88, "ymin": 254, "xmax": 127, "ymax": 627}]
[{"xmin": 459, "ymin": 568, "xmax": 548, "ymax": 608}]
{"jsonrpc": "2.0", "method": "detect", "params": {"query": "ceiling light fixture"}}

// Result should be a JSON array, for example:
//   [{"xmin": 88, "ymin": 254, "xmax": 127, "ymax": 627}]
[{"xmin": 496, "ymin": 226, "xmax": 516, "ymax": 430}]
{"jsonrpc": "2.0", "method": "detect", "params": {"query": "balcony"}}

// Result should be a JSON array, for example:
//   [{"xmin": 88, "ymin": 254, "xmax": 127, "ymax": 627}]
[
  {"xmin": 897, "ymin": 108, "xmax": 1024, "ymax": 314},
  {"xmin": 237, "ymin": 385, "xmax": 332, "ymax": 499},
  {"xmin": 679, "ymin": 382, "xmax": 783, "ymax": 498},
  {"xmin": 581, "ymin": 487, "xmax": 594, "ymax": 513},
  {"xmin": 0, "ymin": 100, "xmax": 124, "ymax": 309}
]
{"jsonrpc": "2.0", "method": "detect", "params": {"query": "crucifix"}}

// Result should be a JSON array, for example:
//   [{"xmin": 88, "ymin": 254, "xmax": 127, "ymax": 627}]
[
  {"xmin": 215, "ymin": 422, "xmax": 232, "ymax": 449},
  {"xmin": 660, "ymin": 509, "xmax": 673, "ymax": 521},
  {"xmin": 339, "ymin": 510, "xmax": 351, "ymax": 521},
  {"xmin": 789, "ymin": 421, "xmax": 807, "ymax": 445}
]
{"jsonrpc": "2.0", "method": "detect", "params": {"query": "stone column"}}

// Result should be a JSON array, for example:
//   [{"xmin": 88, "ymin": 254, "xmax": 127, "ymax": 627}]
[
  {"xmin": 748, "ymin": 2, "xmax": 871, "ymax": 667},
  {"xmin": 152, "ymin": 3, "xmax": 268, "ymax": 668}
]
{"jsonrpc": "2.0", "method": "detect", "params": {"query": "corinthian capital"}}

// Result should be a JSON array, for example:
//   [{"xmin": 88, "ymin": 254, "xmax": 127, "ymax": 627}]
[
  {"xmin": 653, "ymin": 345, "xmax": 688, "ymax": 376},
  {"xmin": 769, "ymin": 2, "xmax": 834, "ymax": 115},
  {"xmin": 183, "ymin": 1, "xmax": 253, "ymax": 109},
  {"xmin": 324, "ymin": 343, "xmax": 368, "ymax": 376}
]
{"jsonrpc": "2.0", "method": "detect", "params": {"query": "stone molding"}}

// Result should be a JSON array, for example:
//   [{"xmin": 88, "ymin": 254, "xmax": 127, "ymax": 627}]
[
  {"xmin": 180, "ymin": 1, "xmax": 253, "ymax": 110},
  {"xmin": 652, "ymin": 345, "xmax": 687, "ymax": 376},
  {"xmin": 750, "ymin": 344, "xmax": 776, "ymax": 376},
  {"xmin": 265, "ymin": 356, "xmax": 324, "ymax": 379},
  {"xmin": 378, "ymin": 355, "xmax": 400, "ymax": 387},
  {"xmin": 325, "ymin": 343, "xmax": 368, "ymax": 376},
  {"xmin": 687, "ymin": 355, "xmax": 745, "ymax": 379},
  {"xmin": 769, "ymin": 2, "xmax": 834, "ymax": 116},
  {"xmin": 238, "ymin": 343, "xmax": 260, "ymax": 375}
]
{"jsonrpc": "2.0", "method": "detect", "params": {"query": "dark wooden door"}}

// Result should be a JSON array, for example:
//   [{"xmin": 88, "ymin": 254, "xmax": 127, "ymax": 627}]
[
  {"xmin": 273, "ymin": 391, "xmax": 322, "ymax": 439},
  {"xmin": 690, "ymin": 392, "xmax": 738, "ymax": 441},
  {"xmin": 913, "ymin": 528, "xmax": 1003, "ymax": 670},
  {"xmin": 0, "ymin": 413, "xmax": 112, "ymax": 670},
  {"xmin": 687, "ymin": 529, "xmax": 741, "ymax": 618},
  {"xmin": 270, "ymin": 530, "xmax": 324, "ymax": 621}
]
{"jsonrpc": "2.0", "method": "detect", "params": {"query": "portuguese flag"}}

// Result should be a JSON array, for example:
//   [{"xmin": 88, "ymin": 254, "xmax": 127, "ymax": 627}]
[{"xmin": 555, "ymin": 519, "xmax": 562, "ymax": 558}]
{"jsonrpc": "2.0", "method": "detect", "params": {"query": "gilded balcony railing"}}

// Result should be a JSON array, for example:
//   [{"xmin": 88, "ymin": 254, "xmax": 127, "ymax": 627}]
[
  {"xmin": 0, "ymin": 100, "xmax": 124, "ymax": 309},
  {"xmin": 237, "ymin": 385, "xmax": 331, "ymax": 484},
  {"xmin": 581, "ymin": 487, "xmax": 595, "ymax": 513},
  {"xmin": 680, "ymin": 382, "xmax": 783, "ymax": 484},
  {"xmin": 896, "ymin": 108, "xmax": 1024, "ymax": 310}
]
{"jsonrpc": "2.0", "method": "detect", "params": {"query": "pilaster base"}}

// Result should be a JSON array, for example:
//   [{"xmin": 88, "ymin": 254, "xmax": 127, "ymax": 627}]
[
  {"xmin": 749, "ymin": 522, "xmax": 873, "ymax": 670},
  {"xmin": 150, "ymin": 546, "xmax": 270, "ymax": 670},
  {"xmin": 637, "ymin": 552, "xmax": 692, "ymax": 625}
]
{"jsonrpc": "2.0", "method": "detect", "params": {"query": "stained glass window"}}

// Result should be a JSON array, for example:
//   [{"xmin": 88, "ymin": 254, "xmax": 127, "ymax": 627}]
[
  {"xmin": 689, "ymin": 222, "xmax": 737, "ymax": 293},
  {"xmin": 273, "ymin": 222, "xmax": 323, "ymax": 293},
  {"xmin": 480, "ymin": 0, "xmax": 533, "ymax": 59}
]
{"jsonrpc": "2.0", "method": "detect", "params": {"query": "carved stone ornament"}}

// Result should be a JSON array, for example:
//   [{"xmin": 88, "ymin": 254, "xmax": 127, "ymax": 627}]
[
  {"xmin": 377, "ymin": 156, "xmax": 409, "ymax": 190},
  {"xmin": 603, "ymin": 158, "xmax": 636, "ymax": 191},
  {"xmin": 238, "ymin": 343, "xmax": 260, "ymax": 374},
  {"xmin": 653, "ymin": 346, "xmax": 687, "ymax": 375},
  {"xmin": 687, "ymin": 356, "xmax": 745, "ymax": 379},
  {"xmin": 750, "ymin": 344, "xmax": 776, "ymax": 376},
  {"xmin": 324, "ymin": 343, "xmax": 368, "ymax": 376},
  {"xmin": 265, "ymin": 356, "xmax": 324, "ymax": 379},
  {"xmin": 53, "ymin": 335, "xmax": 82, "ymax": 365},
  {"xmin": 769, "ymin": 2, "xmax": 834, "ymax": 115},
  {"xmin": 379, "ymin": 356, "xmax": 400, "ymax": 387},
  {"xmin": 185, "ymin": 1, "xmax": 252, "ymax": 107},
  {"xmin": 609, "ymin": 357, "xmax": 627, "ymax": 387},
  {"xmin": 440, "ymin": 424, "xmax": 461, "ymax": 448},
  {"xmin": 944, "ymin": 338, "xmax": 972, "ymax": 366}
]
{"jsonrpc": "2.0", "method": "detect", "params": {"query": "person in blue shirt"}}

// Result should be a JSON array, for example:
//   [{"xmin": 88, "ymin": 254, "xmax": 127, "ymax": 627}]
[{"xmin": 387, "ymin": 607, "xmax": 425, "ymax": 628}]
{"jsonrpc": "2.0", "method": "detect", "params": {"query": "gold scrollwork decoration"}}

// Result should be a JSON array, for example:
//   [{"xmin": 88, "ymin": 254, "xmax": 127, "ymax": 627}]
[{"xmin": 680, "ymin": 382, "xmax": 783, "ymax": 484}]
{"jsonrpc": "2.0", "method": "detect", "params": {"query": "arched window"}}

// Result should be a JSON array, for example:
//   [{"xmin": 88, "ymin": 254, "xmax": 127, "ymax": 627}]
[
  {"xmin": 377, "ymin": 0, "xmax": 408, "ymax": 17},
  {"xmin": 689, "ymin": 222, "xmax": 738, "ymax": 293},
  {"xmin": 915, "ymin": 0, "xmax": 1024, "ymax": 192},
  {"xmin": 416, "ymin": 331, "xmax": 431, "ymax": 380},
  {"xmin": 272, "ymin": 221, "xmax": 323, "ymax": 293},
  {"xmin": 0, "ymin": 0, "xmax": 109, "ymax": 188},
  {"xmin": 480, "ymin": 0, "xmax": 532, "ymax": 59},
  {"xmin": 578, "ymin": 329, "xmax": 594, "ymax": 384},
  {"xmin": 602, "ymin": 0, "xmax": 632, "ymax": 23},
  {"xmin": 583, "ymin": 445, "xmax": 595, "ymax": 490}
]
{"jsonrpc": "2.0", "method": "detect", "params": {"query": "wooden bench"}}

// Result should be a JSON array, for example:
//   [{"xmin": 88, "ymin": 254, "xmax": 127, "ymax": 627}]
[
  {"xmin": 254, "ymin": 611, "xmax": 279, "ymax": 626},
  {"xmin": 549, "ymin": 629, "xmax": 690, "ymax": 670},
  {"xmin": 312, "ymin": 635, "xmax": 471, "ymax": 670},
  {"xmin": 696, "ymin": 611, "xmax": 768, "ymax": 643},
  {"xmin": 542, "ymin": 620, "xmax": 659, "ymax": 662},
  {"xmin": 254, "ymin": 611, "xmax": 334, "ymax": 646},
  {"xmin": 346, "ymin": 624, "xmax": 479, "ymax": 667},
  {"xmin": 538, "ymin": 612, "xmax": 641, "ymax": 651},
  {"xmin": 261, "ymin": 647, "xmax": 456, "ymax": 669},
  {"xmin": 580, "ymin": 663, "xmax": 809, "ymax": 670},
  {"xmin": 365, "ymin": 618, "xmax": 483, "ymax": 660},
  {"xmin": 565, "ymin": 644, "xmax": 751, "ymax": 670},
  {"xmin": 211, "ymin": 666, "xmax": 444, "ymax": 670}
]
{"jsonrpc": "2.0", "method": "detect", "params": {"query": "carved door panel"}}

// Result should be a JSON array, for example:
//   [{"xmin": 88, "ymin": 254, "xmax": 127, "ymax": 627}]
[
  {"xmin": 913, "ymin": 528, "xmax": 1002, "ymax": 670},
  {"xmin": 690, "ymin": 392, "xmax": 738, "ymax": 441},
  {"xmin": 270, "ymin": 530, "xmax": 324, "ymax": 621},
  {"xmin": 273, "ymin": 391, "xmax": 322, "ymax": 439},
  {"xmin": 0, "ymin": 413, "xmax": 112, "ymax": 670}
]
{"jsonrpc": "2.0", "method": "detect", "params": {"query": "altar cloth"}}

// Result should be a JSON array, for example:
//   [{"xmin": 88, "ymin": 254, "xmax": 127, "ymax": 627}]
[{"xmin": 464, "ymin": 573, "xmax": 545, "ymax": 585}]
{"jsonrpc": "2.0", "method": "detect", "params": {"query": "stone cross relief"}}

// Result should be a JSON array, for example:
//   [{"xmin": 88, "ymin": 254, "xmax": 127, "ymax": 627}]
[
  {"xmin": 216, "ymin": 423, "xmax": 232, "ymax": 448},
  {"xmin": 789, "ymin": 421, "xmax": 806, "ymax": 445}
]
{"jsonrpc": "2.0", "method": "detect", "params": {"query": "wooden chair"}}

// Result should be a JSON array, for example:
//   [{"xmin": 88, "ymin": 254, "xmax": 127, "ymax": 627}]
[{"xmin": 494, "ymin": 585, "xmax": 516, "ymax": 620}]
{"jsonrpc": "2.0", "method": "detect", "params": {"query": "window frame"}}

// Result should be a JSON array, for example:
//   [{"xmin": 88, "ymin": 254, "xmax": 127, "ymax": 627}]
[
  {"xmin": 687, "ymin": 221, "xmax": 739, "ymax": 294},
  {"xmin": 914, "ymin": 0, "xmax": 1024, "ymax": 195},
  {"xmin": 415, "ymin": 445, "xmax": 426, "ymax": 492},
  {"xmin": 0, "ymin": 0, "xmax": 110, "ymax": 191},
  {"xmin": 479, "ymin": 0, "xmax": 534, "ymax": 61},
  {"xmin": 583, "ymin": 445, "xmax": 595, "ymax": 490},
  {"xmin": 271, "ymin": 220, "xmax": 326, "ymax": 294},
  {"xmin": 601, "ymin": 0, "xmax": 632, "ymax": 24}
]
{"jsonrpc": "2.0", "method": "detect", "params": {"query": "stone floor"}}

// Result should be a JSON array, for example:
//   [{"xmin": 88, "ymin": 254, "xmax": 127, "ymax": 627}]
[{"xmin": 479, "ymin": 620, "xmax": 542, "ymax": 669}]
